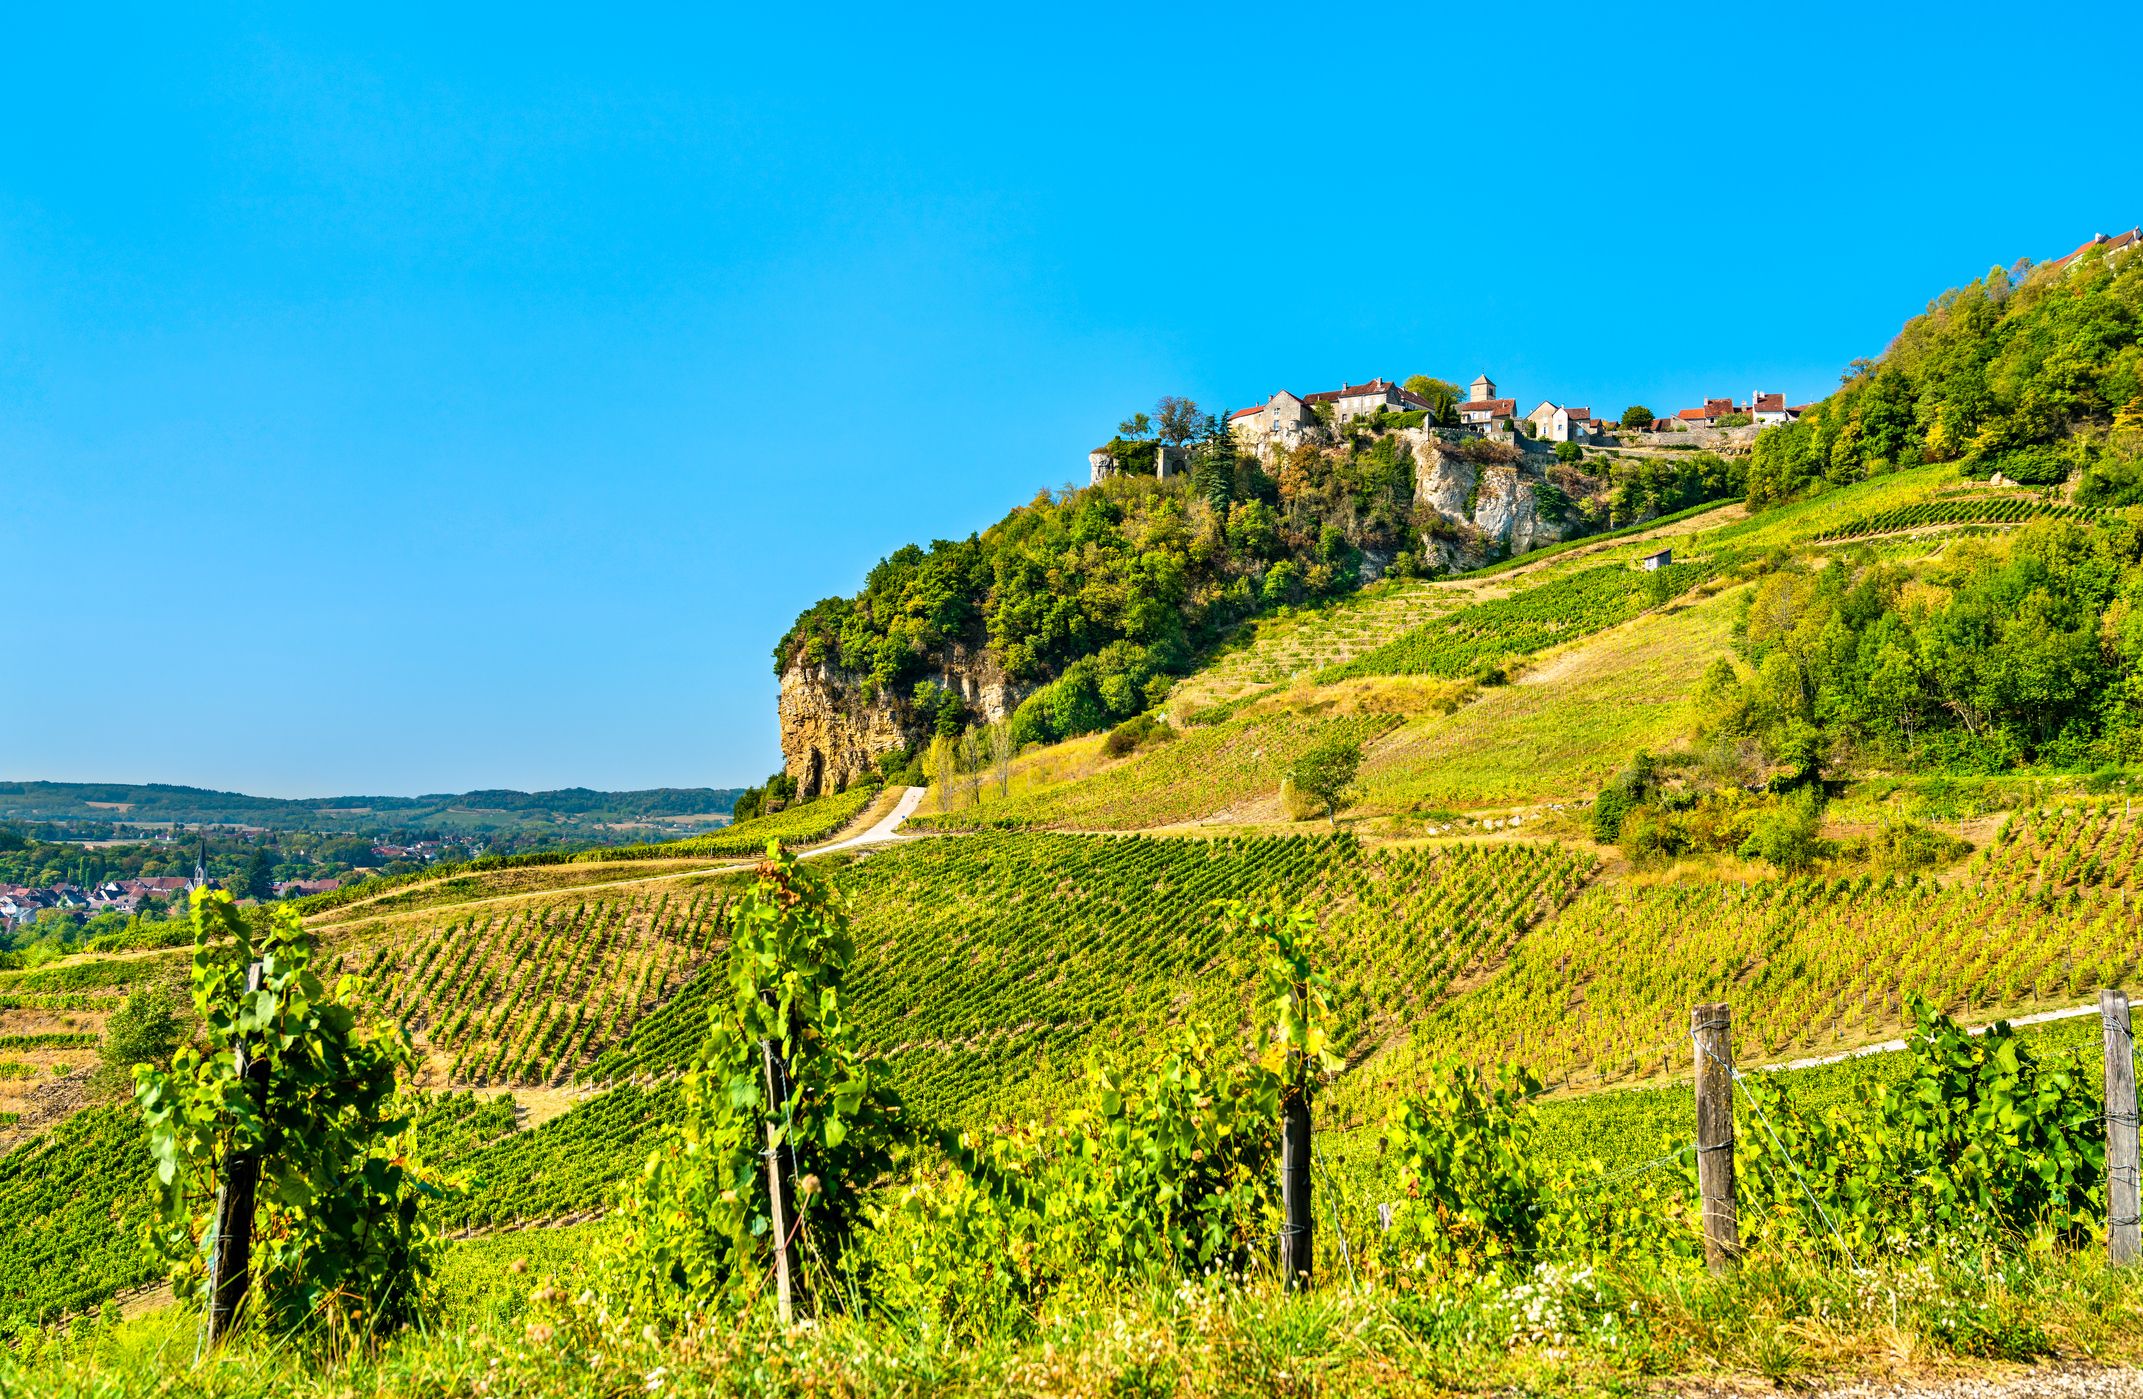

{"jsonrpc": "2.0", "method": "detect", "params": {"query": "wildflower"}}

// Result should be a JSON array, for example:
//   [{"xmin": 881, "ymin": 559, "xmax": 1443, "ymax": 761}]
[{"xmin": 525, "ymin": 1322, "xmax": 555, "ymax": 1346}]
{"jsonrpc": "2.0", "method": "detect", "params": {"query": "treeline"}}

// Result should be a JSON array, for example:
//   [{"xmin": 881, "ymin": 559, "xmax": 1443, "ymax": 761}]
[
  {"xmin": 779, "ymin": 413, "xmax": 1423, "ymax": 745},
  {"xmin": 1748, "ymin": 243, "xmax": 2142, "ymax": 506},
  {"xmin": 1697, "ymin": 515, "xmax": 2143, "ymax": 773}
]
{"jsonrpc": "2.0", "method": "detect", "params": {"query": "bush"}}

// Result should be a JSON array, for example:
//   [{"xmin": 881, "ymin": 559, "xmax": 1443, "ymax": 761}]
[
  {"xmin": 1287, "ymin": 735, "xmax": 1363, "ymax": 827},
  {"xmin": 97, "ymin": 988, "xmax": 181, "ymax": 1087},
  {"xmin": 1739, "ymin": 792, "xmax": 1825, "ymax": 871}
]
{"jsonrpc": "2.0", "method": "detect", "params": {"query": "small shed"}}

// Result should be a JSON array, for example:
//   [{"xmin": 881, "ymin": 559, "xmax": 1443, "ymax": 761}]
[{"xmin": 1640, "ymin": 548, "xmax": 1673, "ymax": 572}]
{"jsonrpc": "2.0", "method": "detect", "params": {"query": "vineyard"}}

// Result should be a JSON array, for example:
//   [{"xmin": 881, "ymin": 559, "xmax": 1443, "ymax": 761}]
[
  {"xmin": 1339, "ymin": 826, "xmax": 2141, "ymax": 1109},
  {"xmin": 0, "ymin": 1105, "xmax": 157, "ymax": 1327},
  {"xmin": 1351, "ymin": 582, "xmax": 1743, "ymax": 814},
  {"xmin": 349, "ymin": 885, "xmax": 733, "ymax": 1085},
  {"xmin": 431, "ymin": 1081, "xmax": 681, "ymax": 1231},
  {"xmin": 595, "ymin": 831, "xmax": 1593, "ymax": 1127},
  {"xmin": 592, "ymin": 784, "xmax": 879, "ymax": 860},
  {"xmin": 912, "ymin": 710, "xmax": 1402, "ymax": 832},
  {"xmin": 1812, "ymin": 496, "xmax": 2105, "ymax": 542},
  {"xmin": 1163, "ymin": 578, "xmax": 1479, "ymax": 714},
  {"xmin": 1317, "ymin": 558, "xmax": 1719, "ymax": 682}
]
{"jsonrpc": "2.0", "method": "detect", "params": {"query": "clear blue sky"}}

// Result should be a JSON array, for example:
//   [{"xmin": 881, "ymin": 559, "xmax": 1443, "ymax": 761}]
[{"xmin": 5, "ymin": 4, "xmax": 2137, "ymax": 797}]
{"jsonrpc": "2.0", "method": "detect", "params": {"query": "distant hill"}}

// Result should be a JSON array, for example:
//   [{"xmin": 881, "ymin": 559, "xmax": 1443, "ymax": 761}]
[{"xmin": 0, "ymin": 780, "xmax": 742, "ymax": 839}]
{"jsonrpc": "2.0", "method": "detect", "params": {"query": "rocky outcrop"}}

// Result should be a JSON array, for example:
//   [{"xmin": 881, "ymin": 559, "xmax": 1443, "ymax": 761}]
[
  {"xmin": 779, "ymin": 647, "xmax": 1029, "ymax": 799},
  {"xmin": 1471, "ymin": 464, "xmax": 1561, "ymax": 554},
  {"xmin": 1407, "ymin": 433, "xmax": 1572, "ymax": 568}
]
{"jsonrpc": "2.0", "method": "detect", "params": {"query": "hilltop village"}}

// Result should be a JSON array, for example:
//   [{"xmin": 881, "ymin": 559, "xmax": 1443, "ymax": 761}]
[{"xmin": 1092, "ymin": 373, "xmax": 1809, "ymax": 485}]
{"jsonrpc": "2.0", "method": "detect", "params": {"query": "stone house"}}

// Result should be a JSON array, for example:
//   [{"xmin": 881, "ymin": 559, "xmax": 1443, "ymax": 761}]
[
  {"xmin": 1750, "ymin": 392, "xmax": 1799, "ymax": 426},
  {"xmin": 1226, "ymin": 378, "xmax": 1430, "ymax": 460},
  {"xmin": 1225, "ymin": 390, "xmax": 1316, "ymax": 460},
  {"xmin": 2046, "ymin": 228, "xmax": 2140, "ymax": 274},
  {"xmin": 1310, "ymin": 377, "xmax": 1432, "ymax": 425},
  {"xmin": 1458, "ymin": 374, "xmax": 1517, "ymax": 433},
  {"xmin": 1525, "ymin": 401, "xmax": 1595, "ymax": 443}
]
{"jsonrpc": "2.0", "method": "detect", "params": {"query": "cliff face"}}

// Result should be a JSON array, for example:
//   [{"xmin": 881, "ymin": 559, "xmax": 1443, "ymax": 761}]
[
  {"xmin": 1408, "ymin": 435, "xmax": 1571, "ymax": 569},
  {"xmin": 779, "ymin": 647, "xmax": 1027, "ymax": 799}
]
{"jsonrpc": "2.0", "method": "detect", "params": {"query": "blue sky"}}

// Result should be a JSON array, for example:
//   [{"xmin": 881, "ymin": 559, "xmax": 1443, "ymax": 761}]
[{"xmin": 5, "ymin": 4, "xmax": 2137, "ymax": 797}]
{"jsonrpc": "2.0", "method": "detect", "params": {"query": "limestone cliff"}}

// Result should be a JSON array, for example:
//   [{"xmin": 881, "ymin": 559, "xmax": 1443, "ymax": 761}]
[
  {"xmin": 1407, "ymin": 433, "xmax": 1572, "ymax": 569},
  {"xmin": 779, "ymin": 647, "xmax": 1028, "ymax": 800}
]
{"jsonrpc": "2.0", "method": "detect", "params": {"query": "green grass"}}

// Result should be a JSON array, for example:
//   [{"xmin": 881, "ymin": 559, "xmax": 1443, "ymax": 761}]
[
  {"xmin": 1442, "ymin": 495, "xmax": 1742, "ymax": 581},
  {"xmin": 591, "ymin": 784, "xmax": 880, "ymax": 860},
  {"xmin": 1352, "ymin": 582, "xmax": 1743, "ymax": 814},
  {"xmin": 21, "ymin": 1246, "xmax": 2143, "ymax": 1396},
  {"xmin": 914, "ymin": 709, "xmax": 1402, "ymax": 832}
]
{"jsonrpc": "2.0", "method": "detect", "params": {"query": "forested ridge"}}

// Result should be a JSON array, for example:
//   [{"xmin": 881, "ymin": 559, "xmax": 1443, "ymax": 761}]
[{"xmin": 1749, "ymin": 239, "xmax": 2142, "ymax": 505}]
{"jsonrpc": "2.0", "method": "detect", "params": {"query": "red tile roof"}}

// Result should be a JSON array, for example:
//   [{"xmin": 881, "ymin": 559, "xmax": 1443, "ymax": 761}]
[
  {"xmin": 2046, "ymin": 228, "xmax": 2141, "ymax": 271},
  {"xmin": 1752, "ymin": 392, "xmax": 1785, "ymax": 413},
  {"xmin": 1461, "ymin": 398, "xmax": 1516, "ymax": 416},
  {"xmin": 1676, "ymin": 407, "xmax": 1711, "ymax": 421},
  {"xmin": 1568, "ymin": 406, "xmax": 1592, "ymax": 420},
  {"xmin": 1228, "ymin": 405, "xmax": 1263, "ymax": 421}
]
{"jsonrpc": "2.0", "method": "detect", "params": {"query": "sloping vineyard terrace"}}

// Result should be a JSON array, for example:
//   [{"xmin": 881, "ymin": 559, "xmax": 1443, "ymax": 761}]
[
  {"xmin": 1813, "ymin": 496, "xmax": 2106, "ymax": 542},
  {"xmin": 1317, "ymin": 558, "xmax": 1720, "ymax": 682},
  {"xmin": 1343, "ymin": 846, "xmax": 2141, "ymax": 1110},
  {"xmin": 594, "ymin": 831, "xmax": 1593, "ymax": 1128},
  {"xmin": 349, "ymin": 887, "xmax": 731, "ymax": 1086}
]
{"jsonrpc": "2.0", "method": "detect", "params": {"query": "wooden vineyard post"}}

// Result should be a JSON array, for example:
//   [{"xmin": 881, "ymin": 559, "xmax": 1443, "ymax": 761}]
[
  {"xmin": 2103, "ymin": 989, "xmax": 2140, "ymax": 1267},
  {"xmin": 1279, "ymin": 1092, "xmax": 1312, "ymax": 1287},
  {"xmin": 1692, "ymin": 1002, "xmax": 1739, "ymax": 1276},
  {"xmin": 204, "ymin": 962, "xmax": 266, "ymax": 1346},
  {"xmin": 759, "ymin": 990, "xmax": 800, "ymax": 1324}
]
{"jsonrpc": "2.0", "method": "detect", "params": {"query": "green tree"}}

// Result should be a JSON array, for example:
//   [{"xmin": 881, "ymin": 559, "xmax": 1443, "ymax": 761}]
[
  {"xmin": 1192, "ymin": 413, "xmax": 1237, "ymax": 508},
  {"xmin": 99, "ymin": 986, "xmax": 181, "ymax": 1088},
  {"xmin": 1154, "ymin": 395, "xmax": 1207, "ymax": 446},
  {"xmin": 1288, "ymin": 735, "xmax": 1362, "ymax": 827},
  {"xmin": 1116, "ymin": 410, "xmax": 1152, "ymax": 439},
  {"xmin": 241, "ymin": 850, "xmax": 274, "ymax": 901},
  {"xmin": 133, "ymin": 890, "xmax": 439, "ymax": 1341},
  {"xmin": 1621, "ymin": 404, "xmax": 1654, "ymax": 429}
]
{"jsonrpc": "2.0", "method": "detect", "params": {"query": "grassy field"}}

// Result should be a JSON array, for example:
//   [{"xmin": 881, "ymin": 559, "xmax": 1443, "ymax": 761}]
[
  {"xmin": 1353, "ymin": 580, "xmax": 1743, "ymax": 816},
  {"xmin": 915, "ymin": 708, "xmax": 1404, "ymax": 832}
]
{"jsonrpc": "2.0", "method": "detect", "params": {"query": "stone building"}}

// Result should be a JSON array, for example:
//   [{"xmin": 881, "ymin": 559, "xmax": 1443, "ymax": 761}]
[
  {"xmin": 1458, "ymin": 374, "xmax": 1517, "ymax": 432},
  {"xmin": 1225, "ymin": 390, "xmax": 1315, "ymax": 460},
  {"xmin": 1525, "ymin": 401, "xmax": 1595, "ymax": 443}
]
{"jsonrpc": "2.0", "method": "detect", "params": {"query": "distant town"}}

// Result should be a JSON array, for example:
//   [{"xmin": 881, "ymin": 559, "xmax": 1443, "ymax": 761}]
[{"xmin": 1094, "ymin": 372, "xmax": 1814, "ymax": 484}]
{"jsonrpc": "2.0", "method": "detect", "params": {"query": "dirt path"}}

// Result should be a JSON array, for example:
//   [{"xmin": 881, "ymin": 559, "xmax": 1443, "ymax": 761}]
[
  {"xmin": 314, "ymin": 787, "xmax": 931, "ymax": 931},
  {"xmin": 1740, "ymin": 1366, "xmax": 2143, "ymax": 1399}
]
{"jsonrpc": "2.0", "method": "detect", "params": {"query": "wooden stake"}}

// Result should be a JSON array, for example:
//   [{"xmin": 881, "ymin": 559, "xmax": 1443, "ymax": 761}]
[
  {"xmin": 2103, "ymin": 989, "xmax": 2139, "ymax": 1267},
  {"xmin": 1278, "ymin": 1093, "xmax": 1312, "ymax": 1287},
  {"xmin": 1692, "ymin": 1002, "xmax": 1739, "ymax": 1275},
  {"xmin": 205, "ymin": 963, "xmax": 266, "ymax": 1346},
  {"xmin": 760, "ymin": 991, "xmax": 800, "ymax": 1324}
]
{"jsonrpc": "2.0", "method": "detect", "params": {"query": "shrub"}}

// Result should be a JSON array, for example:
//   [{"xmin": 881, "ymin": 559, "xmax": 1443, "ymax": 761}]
[
  {"xmin": 1287, "ymin": 735, "xmax": 1363, "ymax": 826},
  {"xmin": 97, "ymin": 987, "xmax": 181, "ymax": 1088}
]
